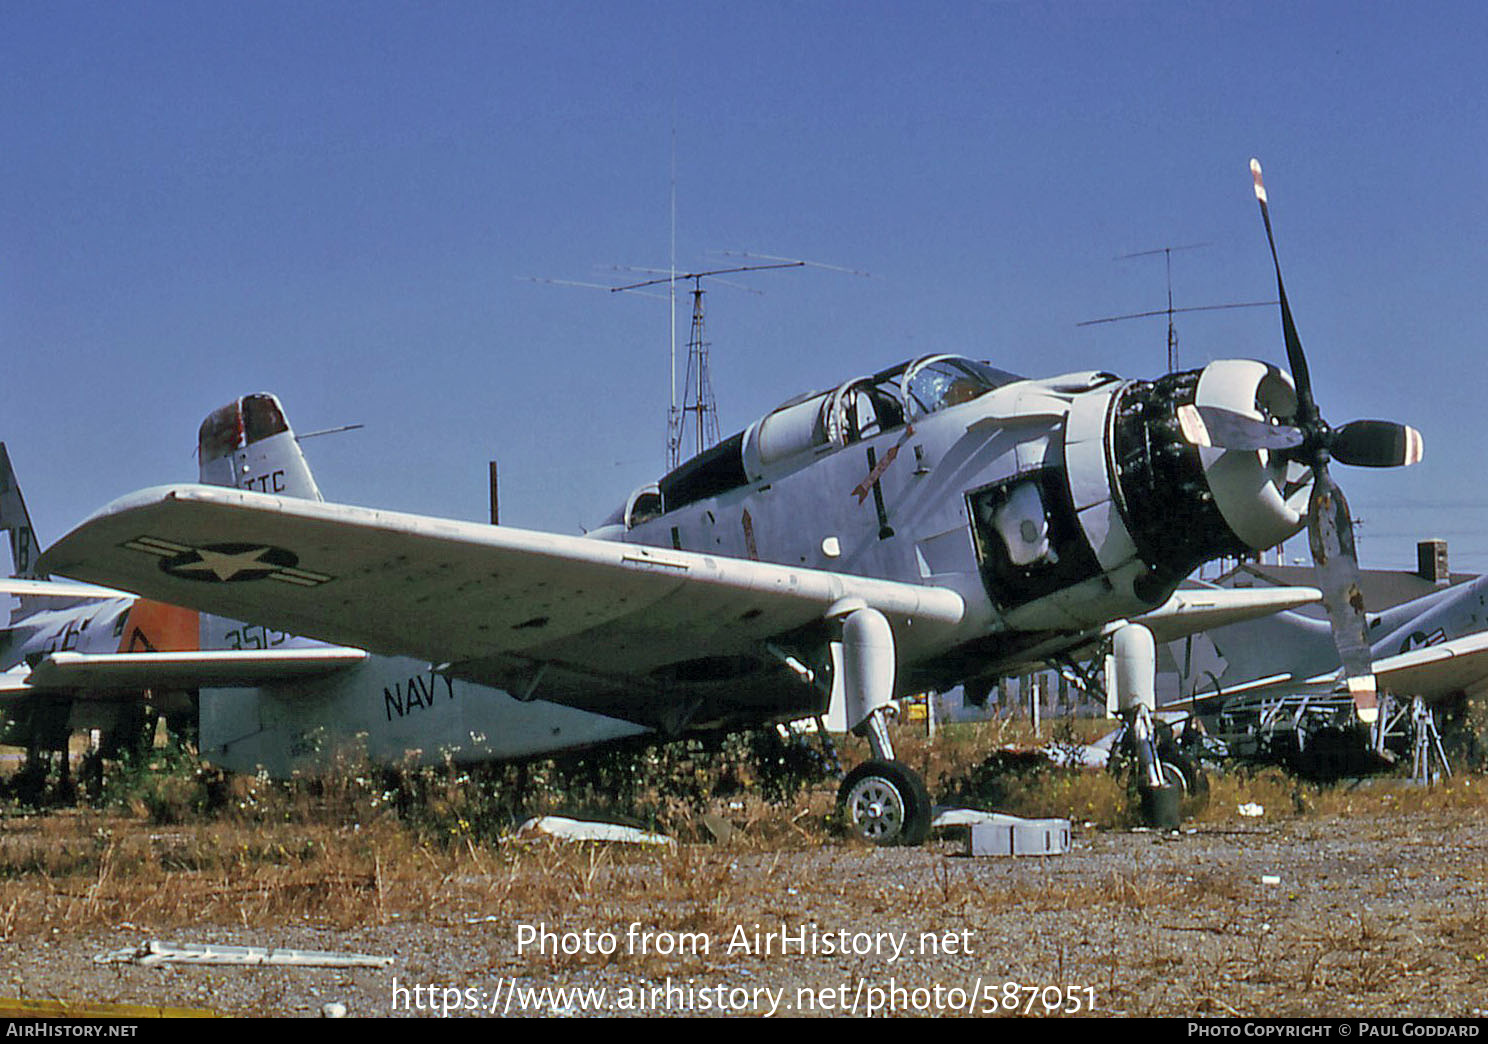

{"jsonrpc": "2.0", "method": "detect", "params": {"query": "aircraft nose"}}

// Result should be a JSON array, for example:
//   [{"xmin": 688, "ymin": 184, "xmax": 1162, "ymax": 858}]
[
  {"xmin": 1187, "ymin": 359, "xmax": 1310, "ymax": 551},
  {"xmin": 1105, "ymin": 361, "xmax": 1309, "ymax": 597}
]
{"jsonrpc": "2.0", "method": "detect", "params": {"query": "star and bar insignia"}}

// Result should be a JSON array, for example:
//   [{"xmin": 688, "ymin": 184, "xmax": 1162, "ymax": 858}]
[{"xmin": 123, "ymin": 536, "xmax": 332, "ymax": 586}]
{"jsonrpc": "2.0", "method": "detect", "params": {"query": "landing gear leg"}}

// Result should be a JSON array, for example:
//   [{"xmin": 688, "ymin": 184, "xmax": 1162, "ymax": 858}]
[
  {"xmin": 832, "ymin": 606, "xmax": 932, "ymax": 846},
  {"xmin": 1127, "ymin": 703, "xmax": 1181, "ymax": 829},
  {"xmin": 1111, "ymin": 623, "xmax": 1182, "ymax": 829}
]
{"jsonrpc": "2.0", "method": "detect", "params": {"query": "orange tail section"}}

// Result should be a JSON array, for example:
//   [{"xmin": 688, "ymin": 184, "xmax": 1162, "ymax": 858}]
[{"xmin": 117, "ymin": 599, "xmax": 198, "ymax": 653}]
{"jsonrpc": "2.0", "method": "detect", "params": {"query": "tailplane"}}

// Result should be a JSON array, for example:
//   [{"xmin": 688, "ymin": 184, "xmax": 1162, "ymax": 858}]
[{"xmin": 198, "ymin": 394, "xmax": 323, "ymax": 502}]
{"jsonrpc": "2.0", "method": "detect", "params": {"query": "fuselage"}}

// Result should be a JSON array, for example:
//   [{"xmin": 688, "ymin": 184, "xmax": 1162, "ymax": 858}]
[{"xmin": 598, "ymin": 354, "xmax": 1310, "ymax": 703}]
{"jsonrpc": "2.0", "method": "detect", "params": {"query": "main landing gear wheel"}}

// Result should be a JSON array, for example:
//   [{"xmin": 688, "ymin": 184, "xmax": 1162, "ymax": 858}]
[
  {"xmin": 1111, "ymin": 728, "xmax": 1209, "ymax": 828},
  {"xmin": 1157, "ymin": 745, "xmax": 1209, "ymax": 810},
  {"xmin": 1130, "ymin": 752, "xmax": 1208, "ymax": 829},
  {"xmin": 837, "ymin": 759, "xmax": 932, "ymax": 847}
]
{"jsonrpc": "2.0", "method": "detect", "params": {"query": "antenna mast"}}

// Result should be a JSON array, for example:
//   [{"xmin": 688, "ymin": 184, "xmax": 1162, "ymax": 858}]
[
  {"xmin": 1079, "ymin": 243, "xmax": 1274, "ymax": 372},
  {"xmin": 669, "ymin": 115, "xmax": 678, "ymax": 469}
]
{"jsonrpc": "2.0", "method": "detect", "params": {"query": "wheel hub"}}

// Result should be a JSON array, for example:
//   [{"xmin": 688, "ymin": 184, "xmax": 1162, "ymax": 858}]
[{"xmin": 846, "ymin": 777, "xmax": 905, "ymax": 839}]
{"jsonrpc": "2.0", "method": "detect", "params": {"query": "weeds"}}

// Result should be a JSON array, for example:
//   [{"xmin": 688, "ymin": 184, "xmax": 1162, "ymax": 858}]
[{"xmin": 0, "ymin": 711, "xmax": 1479, "ymax": 947}]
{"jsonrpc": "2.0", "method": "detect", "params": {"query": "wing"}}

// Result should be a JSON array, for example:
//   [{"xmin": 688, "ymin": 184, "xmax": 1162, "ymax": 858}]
[
  {"xmin": 1369, "ymin": 632, "xmax": 1488, "ymax": 701},
  {"xmin": 39, "ymin": 485, "xmax": 966, "ymax": 724},
  {"xmin": 1, "ymin": 576, "xmax": 365, "ymax": 702},
  {"xmin": 1136, "ymin": 585, "xmax": 1322, "ymax": 644},
  {"xmin": 1166, "ymin": 631, "xmax": 1488, "ymax": 714},
  {"xmin": 0, "ymin": 578, "xmax": 135, "ymax": 600},
  {"xmin": 982, "ymin": 586, "xmax": 1324, "ymax": 681}
]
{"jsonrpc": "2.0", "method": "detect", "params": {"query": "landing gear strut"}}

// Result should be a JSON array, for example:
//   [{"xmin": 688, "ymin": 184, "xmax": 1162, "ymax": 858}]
[
  {"xmin": 832, "ymin": 605, "xmax": 932, "ymax": 846},
  {"xmin": 1110, "ymin": 622, "xmax": 1193, "ymax": 829}
]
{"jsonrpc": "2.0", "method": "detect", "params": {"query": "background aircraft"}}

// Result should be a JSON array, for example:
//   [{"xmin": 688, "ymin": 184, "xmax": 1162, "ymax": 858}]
[
  {"xmin": 1, "ymin": 443, "xmax": 204, "ymax": 796},
  {"xmin": 1163, "ymin": 574, "xmax": 1488, "ymax": 778}
]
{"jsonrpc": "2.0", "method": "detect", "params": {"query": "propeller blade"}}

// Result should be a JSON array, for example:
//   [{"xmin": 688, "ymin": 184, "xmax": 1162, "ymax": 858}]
[
  {"xmin": 1252, "ymin": 160, "xmax": 1391, "ymax": 725},
  {"xmin": 1251, "ymin": 158, "xmax": 1319, "ymax": 426},
  {"xmin": 1330, "ymin": 420, "xmax": 1425, "ymax": 468},
  {"xmin": 1177, "ymin": 404, "xmax": 1305, "ymax": 452},
  {"xmin": 1305, "ymin": 466, "xmax": 1378, "ymax": 721}
]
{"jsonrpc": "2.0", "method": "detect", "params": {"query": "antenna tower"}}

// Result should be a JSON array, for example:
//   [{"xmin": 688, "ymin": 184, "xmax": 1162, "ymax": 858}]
[
  {"xmin": 679, "ymin": 276, "xmax": 717, "ymax": 463},
  {"xmin": 533, "ymin": 253, "xmax": 866, "ymax": 471},
  {"xmin": 612, "ymin": 261, "xmax": 803, "ymax": 469}
]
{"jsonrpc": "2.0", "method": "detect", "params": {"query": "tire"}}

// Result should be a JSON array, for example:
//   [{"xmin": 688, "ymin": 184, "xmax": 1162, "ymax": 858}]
[
  {"xmin": 1157, "ymin": 746, "xmax": 1210, "ymax": 811},
  {"xmin": 837, "ymin": 759, "xmax": 932, "ymax": 846},
  {"xmin": 1111, "ymin": 734, "xmax": 1210, "ymax": 824}
]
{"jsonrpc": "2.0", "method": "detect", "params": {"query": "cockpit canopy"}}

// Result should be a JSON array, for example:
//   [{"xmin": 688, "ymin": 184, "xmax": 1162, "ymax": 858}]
[
  {"xmin": 198, "ymin": 394, "xmax": 290, "ymax": 463},
  {"xmin": 607, "ymin": 355, "xmax": 1024, "ymax": 530},
  {"xmin": 751, "ymin": 354, "xmax": 1022, "ymax": 471},
  {"xmin": 903, "ymin": 356, "xmax": 1022, "ymax": 420}
]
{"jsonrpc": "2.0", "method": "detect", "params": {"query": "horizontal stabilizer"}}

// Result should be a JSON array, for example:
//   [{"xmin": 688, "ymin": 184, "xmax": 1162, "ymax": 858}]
[{"xmin": 18, "ymin": 647, "xmax": 367, "ymax": 694}]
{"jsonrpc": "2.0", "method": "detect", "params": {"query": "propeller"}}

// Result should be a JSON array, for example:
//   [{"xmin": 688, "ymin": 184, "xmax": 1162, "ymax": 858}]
[
  {"xmin": 1176, "ymin": 406, "xmax": 1422, "ymax": 467},
  {"xmin": 1183, "ymin": 160, "xmax": 1424, "ymax": 724}
]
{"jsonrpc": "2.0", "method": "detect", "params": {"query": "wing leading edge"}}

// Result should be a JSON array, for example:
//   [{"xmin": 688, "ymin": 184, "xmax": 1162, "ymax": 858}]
[{"xmin": 1136, "ymin": 585, "xmax": 1323, "ymax": 644}]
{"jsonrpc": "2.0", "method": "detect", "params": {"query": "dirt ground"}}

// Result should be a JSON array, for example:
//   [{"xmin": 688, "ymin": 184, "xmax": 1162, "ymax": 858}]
[{"xmin": 1, "ymin": 794, "xmax": 1484, "ymax": 1019}]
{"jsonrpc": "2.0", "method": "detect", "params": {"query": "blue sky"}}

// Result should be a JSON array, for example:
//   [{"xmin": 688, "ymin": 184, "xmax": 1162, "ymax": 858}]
[{"xmin": 3, "ymin": 1, "xmax": 1486, "ymax": 574}]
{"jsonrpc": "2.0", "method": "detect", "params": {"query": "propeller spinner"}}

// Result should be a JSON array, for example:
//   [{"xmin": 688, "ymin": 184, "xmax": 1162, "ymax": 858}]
[{"xmin": 1178, "ymin": 160, "xmax": 1424, "ymax": 724}]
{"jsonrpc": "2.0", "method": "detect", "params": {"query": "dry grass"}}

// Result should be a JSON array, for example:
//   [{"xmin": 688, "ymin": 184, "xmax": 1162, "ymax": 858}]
[
  {"xmin": 1196, "ymin": 764, "xmax": 1488, "ymax": 822},
  {"xmin": 0, "ymin": 716, "xmax": 1484, "ymax": 947}
]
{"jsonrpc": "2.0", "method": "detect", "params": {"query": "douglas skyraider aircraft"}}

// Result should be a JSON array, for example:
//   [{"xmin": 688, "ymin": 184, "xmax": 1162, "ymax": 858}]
[
  {"xmin": 1164, "ymin": 573, "xmax": 1488, "ymax": 778},
  {"xmin": 39, "ymin": 162, "xmax": 1422, "ymax": 843}
]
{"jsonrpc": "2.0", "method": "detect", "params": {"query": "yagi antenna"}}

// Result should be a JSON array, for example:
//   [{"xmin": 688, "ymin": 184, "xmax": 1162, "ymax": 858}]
[
  {"xmin": 521, "ymin": 276, "xmax": 668, "ymax": 301},
  {"xmin": 1079, "ymin": 242, "xmax": 1274, "ymax": 372},
  {"xmin": 718, "ymin": 250, "xmax": 873, "ymax": 279},
  {"xmin": 530, "ymin": 253, "xmax": 865, "ymax": 472}
]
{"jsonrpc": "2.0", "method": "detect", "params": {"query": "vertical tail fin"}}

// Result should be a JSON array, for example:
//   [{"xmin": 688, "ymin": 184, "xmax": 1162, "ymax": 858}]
[
  {"xmin": 196, "ymin": 395, "xmax": 324, "ymax": 655},
  {"xmin": 197, "ymin": 394, "xmax": 323, "ymax": 502},
  {"xmin": 0, "ymin": 444, "xmax": 40, "ymax": 578}
]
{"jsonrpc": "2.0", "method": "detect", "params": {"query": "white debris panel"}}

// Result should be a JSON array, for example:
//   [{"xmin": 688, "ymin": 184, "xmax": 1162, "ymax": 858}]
[{"xmin": 94, "ymin": 940, "xmax": 393, "ymax": 968}]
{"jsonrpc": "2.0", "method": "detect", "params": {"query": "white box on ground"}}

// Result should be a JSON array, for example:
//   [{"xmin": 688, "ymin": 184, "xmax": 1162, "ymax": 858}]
[{"xmin": 965, "ymin": 814, "xmax": 1071, "ymax": 856}]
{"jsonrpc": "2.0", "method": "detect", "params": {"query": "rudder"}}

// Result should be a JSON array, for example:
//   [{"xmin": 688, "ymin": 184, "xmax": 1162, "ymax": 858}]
[{"xmin": 197, "ymin": 394, "xmax": 323, "ymax": 502}]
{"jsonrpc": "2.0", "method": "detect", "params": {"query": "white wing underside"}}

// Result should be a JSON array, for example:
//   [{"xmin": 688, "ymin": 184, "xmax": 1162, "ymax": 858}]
[{"xmin": 0, "ymin": 648, "xmax": 367, "ymax": 702}]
